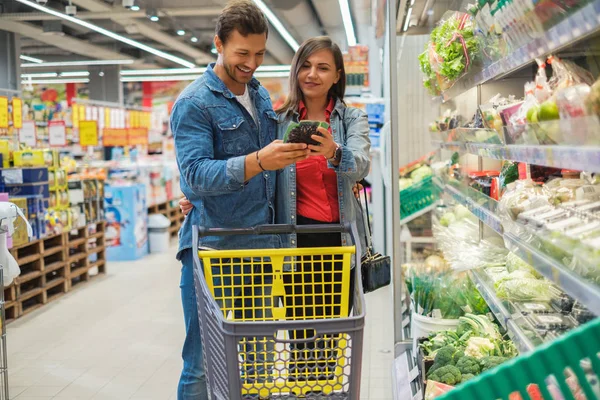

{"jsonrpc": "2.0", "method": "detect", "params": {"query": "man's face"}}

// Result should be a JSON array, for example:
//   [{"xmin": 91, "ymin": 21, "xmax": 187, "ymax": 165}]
[{"xmin": 215, "ymin": 30, "xmax": 267, "ymax": 86}]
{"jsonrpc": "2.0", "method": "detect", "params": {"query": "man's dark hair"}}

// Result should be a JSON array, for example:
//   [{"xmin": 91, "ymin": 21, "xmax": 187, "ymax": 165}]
[{"xmin": 216, "ymin": 0, "xmax": 269, "ymax": 44}]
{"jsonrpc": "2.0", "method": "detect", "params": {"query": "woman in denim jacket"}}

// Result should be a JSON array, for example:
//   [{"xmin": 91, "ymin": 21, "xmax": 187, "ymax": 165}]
[{"xmin": 274, "ymin": 36, "xmax": 371, "ymax": 381}]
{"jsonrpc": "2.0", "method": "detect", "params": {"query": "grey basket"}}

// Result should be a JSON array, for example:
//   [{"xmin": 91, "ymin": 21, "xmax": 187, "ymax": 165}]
[{"xmin": 192, "ymin": 224, "xmax": 366, "ymax": 400}]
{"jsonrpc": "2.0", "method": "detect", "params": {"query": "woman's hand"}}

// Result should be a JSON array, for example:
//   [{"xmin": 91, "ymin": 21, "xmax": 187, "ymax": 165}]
[
  {"xmin": 179, "ymin": 197, "xmax": 193, "ymax": 216},
  {"xmin": 353, "ymin": 182, "xmax": 364, "ymax": 199},
  {"xmin": 308, "ymin": 127, "xmax": 338, "ymax": 159}
]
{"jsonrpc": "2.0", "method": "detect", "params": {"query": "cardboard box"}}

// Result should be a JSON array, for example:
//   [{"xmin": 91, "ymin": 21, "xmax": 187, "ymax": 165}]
[
  {"xmin": 10, "ymin": 197, "xmax": 29, "ymax": 247},
  {"xmin": 5, "ymin": 183, "xmax": 49, "ymax": 198},
  {"xmin": 0, "ymin": 167, "xmax": 49, "ymax": 185}
]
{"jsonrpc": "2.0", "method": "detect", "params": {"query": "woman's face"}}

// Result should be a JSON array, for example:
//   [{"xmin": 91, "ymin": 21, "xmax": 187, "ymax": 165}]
[{"xmin": 297, "ymin": 49, "xmax": 340, "ymax": 101}]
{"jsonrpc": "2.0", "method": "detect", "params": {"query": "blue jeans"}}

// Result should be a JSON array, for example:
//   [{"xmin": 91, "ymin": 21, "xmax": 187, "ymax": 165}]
[{"xmin": 178, "ymin": 249, "xmax": 208, "ymax": 400}]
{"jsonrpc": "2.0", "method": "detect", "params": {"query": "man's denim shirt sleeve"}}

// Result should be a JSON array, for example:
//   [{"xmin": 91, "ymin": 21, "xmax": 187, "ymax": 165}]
[{"xmin": 171, "ymin": 96, "xmax": 246, "ymax": 196}]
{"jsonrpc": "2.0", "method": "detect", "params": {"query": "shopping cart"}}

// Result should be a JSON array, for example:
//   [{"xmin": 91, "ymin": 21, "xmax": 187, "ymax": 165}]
[
  {"xmin": 437, "ymin": 318, "xmax": 600, "ymax": 400},
  {"xmin": 192, "ymin": 224, "xmax": 366, "ymax": 399}
]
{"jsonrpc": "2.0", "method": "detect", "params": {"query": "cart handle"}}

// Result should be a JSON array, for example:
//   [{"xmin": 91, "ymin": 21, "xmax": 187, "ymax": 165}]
[{"xmin": 195, "ymin": 223, "xmax": 352, "ymax": 238}]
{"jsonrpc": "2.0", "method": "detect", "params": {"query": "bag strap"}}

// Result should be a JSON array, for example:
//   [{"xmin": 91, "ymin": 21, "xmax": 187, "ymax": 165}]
[{"xmin": 354, "ymin": 179, "xmax": 374, "ymax": 254}]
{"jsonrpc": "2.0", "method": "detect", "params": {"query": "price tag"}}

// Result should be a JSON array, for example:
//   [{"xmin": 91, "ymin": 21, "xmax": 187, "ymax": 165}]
[
  {"xmin": 104, "ymin": 108, "xmax": 110, "ymax": 128},
  {"xmin": 48, "ymin": 120, "xmax": 67, "ymax": 147},
  {"xmin": 72, "ymin": 104, "xmax": 80, "ymax": 129},
  {"xmin": 19, "ymin": 120, "xmax": 37, "ymax": 147},
  {"xmin": 79, "ymin": 120, "xmax": 98, "ymax": 146},
  {"xmin": 12, "ymin": 97, "xmax": 22, "ymax": 129},
  {"xmin": 0, "ymin": 97, "xmax": 8, "ymax": 128},
  {"xmin": 103, "ymin": 128, "xmax": 128, "ymax": 146}
]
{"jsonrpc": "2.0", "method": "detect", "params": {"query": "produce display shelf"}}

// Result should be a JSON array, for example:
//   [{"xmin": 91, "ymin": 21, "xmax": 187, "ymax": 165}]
[
  {"xmin": 400, "ymin": 203, "xmax": 437, "ymax": 225},
  {"xmin": 504, "ymin": 232, "xmax": 600, "ymax": 316},
  {"xmin": 469, "ymin": 269, "xmax": 536, "ymax": 354},
  {"xmin": 393, "ymin": 348, "xmax": 422, "ymax": 400},
  {"xmin": 465, "ymin": 143, "xmax": 600, "ymax": 173},
  {"xmin": 434, "ymin": 179, "xmax": 503, "ymax": 234},
  {"xmin": 441, "ymin": 0, "xmax": 600, "ymax": 101}
]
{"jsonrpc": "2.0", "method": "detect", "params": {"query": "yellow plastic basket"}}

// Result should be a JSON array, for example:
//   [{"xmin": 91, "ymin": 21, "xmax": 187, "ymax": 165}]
[{"xmin": 193, "ymin": 224, "xmax": 366, "ymax": 399}]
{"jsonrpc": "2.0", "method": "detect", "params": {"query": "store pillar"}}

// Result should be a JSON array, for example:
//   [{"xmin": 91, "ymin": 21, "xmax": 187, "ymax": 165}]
[
  {"xmin": 0, "ymin": 31, "xmax": 21, "ymax": 92},
  {"xmin": 89, "ymin": 66, "xmax": 123, "ymax": 105}
]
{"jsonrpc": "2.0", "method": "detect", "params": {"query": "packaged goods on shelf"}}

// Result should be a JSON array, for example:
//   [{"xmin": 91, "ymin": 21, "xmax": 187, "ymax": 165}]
[{"xmin": 104, "ymin": 184, "xmax": 148, "ymax": 262}]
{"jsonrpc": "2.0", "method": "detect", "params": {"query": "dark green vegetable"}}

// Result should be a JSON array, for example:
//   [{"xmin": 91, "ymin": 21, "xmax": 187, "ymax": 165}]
[
  {"xmin": 430, "ymin": 346, "xmax": 456, "ymax": 371},
  {"xmin": 428, "ymin": 365, "xmax": 462, "ymax": 385},
  {"xmin": 456, "ymin": 356, "xmax": 481, "ymax": 375},
  {"xmin": 480, "ymin": 356, "xmax": 508, "ymax": 372},
  {"xmin": 452, "ymin": 349, "xmax": 465, "ymax": 365},
  {"xmin": 461, "ymin": 373, "xmax": 475, "ymax": 383}
]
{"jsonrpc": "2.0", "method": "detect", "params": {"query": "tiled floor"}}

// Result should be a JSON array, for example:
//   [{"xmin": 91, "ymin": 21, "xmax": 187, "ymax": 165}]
[{"xmin": 6, "ymin": 246, "xmax": 394, "ymax": 399}]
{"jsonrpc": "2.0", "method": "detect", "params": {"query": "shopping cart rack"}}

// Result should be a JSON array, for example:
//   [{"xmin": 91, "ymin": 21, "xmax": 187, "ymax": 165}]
[{"xmin": 192, "ymin": 224, "xmax": 366, "ymax": 400}]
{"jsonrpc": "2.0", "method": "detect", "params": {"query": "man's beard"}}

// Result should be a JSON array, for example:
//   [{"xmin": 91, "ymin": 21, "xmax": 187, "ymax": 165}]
[{"xmin": 224, "ymin": 62, "xmax": 251, "ymax": 85}]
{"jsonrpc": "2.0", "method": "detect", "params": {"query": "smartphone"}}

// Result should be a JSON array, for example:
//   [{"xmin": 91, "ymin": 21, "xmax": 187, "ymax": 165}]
[{"xmin": 283, "ymin": 120, "xmax": 329, "ymax": 145}]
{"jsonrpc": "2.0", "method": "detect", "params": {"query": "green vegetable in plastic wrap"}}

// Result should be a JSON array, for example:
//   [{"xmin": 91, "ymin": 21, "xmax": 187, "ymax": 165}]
[
  {"xmin": 454, "ymin": 204, "xmax": 471, "ymax": 220},
  {"xmin": 500, "ymin": 161, "xmax": 519, "ymax": 192},
  {"xmin": 495, "ymin": 278, "xmax": 556, "ymax": 302},
  {"xmin": 505, "ymin": 252, "xmax": 542, "ymax": 278},
  {"xmin": 440, "ymin": 212, "xmax": 457, "ymax": 227},
  {"xmin": 410, "ymin": 165, "xmax": 433, "ymax": 182},
  {"xmin": 456, "ymin": 314, "xmax": 501, "ymax": 340}
]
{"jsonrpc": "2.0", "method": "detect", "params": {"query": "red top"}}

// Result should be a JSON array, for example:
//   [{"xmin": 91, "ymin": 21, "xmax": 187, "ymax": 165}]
[{"xmin": 296, "ymin": 98, "xmax": 340, "ymax": 223}]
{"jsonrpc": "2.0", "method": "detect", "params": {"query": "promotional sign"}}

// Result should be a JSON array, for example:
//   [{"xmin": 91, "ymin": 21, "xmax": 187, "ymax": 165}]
[
  {"xmin": 19, "ymin": 121, "xmax": 37, "ymax": 147},
  {"xmin": 12, "ymin": 98, "xmax": 23, "ymax": 129},
  {"xmin": 128, "ymin": 128, "xmax": 148, "ymax": 145},
  {"xmin": 79, "ymin": 120, "xmax": 99, "ymax": 146},
  {"xmin": 48, "ymin": 121, "xmax": 67, "ymax": 147},
  {"xmin": 103, "ymin": 128, "xmax": 128, "ymax": 146},
  {"xmin": 0, "ymin": 97, "xmax": 8, "ymax": 129}
]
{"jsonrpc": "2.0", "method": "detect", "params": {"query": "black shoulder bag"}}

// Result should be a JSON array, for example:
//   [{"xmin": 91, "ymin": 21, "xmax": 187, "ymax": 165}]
[
  {"xmin": 357, "ymin": 183, "xmax": 391, "ymax": 293},
  {"xmin": 340, "ymin": 106, "xmax": 391, "ymax": 293}
]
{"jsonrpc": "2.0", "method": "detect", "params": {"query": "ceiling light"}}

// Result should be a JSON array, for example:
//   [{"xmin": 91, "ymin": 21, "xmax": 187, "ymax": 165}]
[
  {"xmin": 60, "ymin": 71, "xmax": 90, "ymax": 77},
  {"xmin": 130, "ymin": 5, "xmax": 140, "ymax": 11},
  {"xmin": 177, "ymin": 30, "xmax": 185, "ymax": 36},
  {"xmin": 21, "ymin": 60, "xmax": 135, "ymax": 68},
  {"xmin": 148, "ymin": 9, "xmax": 159, "ymax": 22},
  {"xmin": 251, "ymin": 0, "xmax": 299, "ymax": 51},
  {"xmin": 15, "ymin": 0, "xmax": 195, "ymax": 68},
  {"xmin": 120, "ymin": 65, "xmax": 290, "ymax": 76},
  {"xmin": 120, "ymin": 70, "xmax": 292, "ymax": 82},
  {"xmin": 21, "ymin": 72, "xmax": 59, "ymax": 78},
  {"xmin": 121, "ymin": 67, "xmax": 207, "ymax": 76},
  {"xmin": 190, "ymin": 37, "xmax": 198, "ymax": 43},
  {"xmin": 20, "ymin": 55, "xmax": 44, "ymax": 63},
  {"xmin": 338, "ymin": 0, "xmax": 357, "ymax": 47},
  {"xmin": 403, "ymin": 7, "xmax": 413, "ymax": 32},
  {"xmin": 21, "ymin": 78, "xmax": 90, "ymax": 84}
]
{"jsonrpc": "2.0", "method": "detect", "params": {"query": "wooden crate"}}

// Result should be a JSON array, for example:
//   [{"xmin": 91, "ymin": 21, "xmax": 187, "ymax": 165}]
[
  {"xmin": 20, "ymin": 291, "xmax": 44, "ymax": 317},
  {"xmin": 44, "ymin": 278, "xmax": 67, "ymax": 304},
  {"xmin": 5, "ymin": 302, "xmax": 20, "ymax": 323},
  {"xmin": 4, "ymin": 284, "xmax": 16, "ymax": 303},
  {"xmin": 16, "ymin": 258, "xmax": 43, "ymax": 284},
  {"xmin": 17, "ymin": 275, "xmax": 43, "ymax": 300},
  {"xmin": 42, "ymin": 234, "xmax": 66, "ymax": 257}
]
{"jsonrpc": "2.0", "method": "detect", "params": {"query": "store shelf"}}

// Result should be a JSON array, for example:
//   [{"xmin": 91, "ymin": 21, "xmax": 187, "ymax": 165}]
[
  {"xmin": 393, "ymin": 349, "xmax": 423, "ymax": 400},
  {"xmin": 434, "ymin": 178, "xmax": 503, "ymax": 234},
  {"xmin": 400, "ymin": 203, "xmax": 437, "ymax": 226},
  {"xmin": 504, "ymin": 232, "xmax": 600, "ymax": 316},
  {"xmin": 465, "ymin": 143, "xmax": 600, "ymax": 173},
  {"xmin": 438, "ymin": 177, "xmax": 600, "ymax": 318},
  {"xmin": 441, "ymin": 0, "xmax": 600, "ymax": 101},
  {"xmin": 469, "ymin": 269, "xmax": 536, "ymax": 354}
]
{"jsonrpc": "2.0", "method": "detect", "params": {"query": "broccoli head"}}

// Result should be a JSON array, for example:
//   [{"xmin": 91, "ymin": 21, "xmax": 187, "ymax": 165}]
[
  {"xmin": 461, "ymin": 373, "xmax": 475, "ymax": 383},
  {"xmin": 480, "ymin": 356, "xmax": 508, "ymax": 372},
  {"xmin": 455, "ymin": 356, "xmax": 481, "ymax": 375},
  {"xmin": 428, "ymin": 345, "xmax": 456, "ymax": 375},
  {"xmin": 452, "ymin": 349, "xmax": 465, "ymax": 365},
  {"xmin": 428, "ymin": 365, "xmax": 462, "ymax": 386}
]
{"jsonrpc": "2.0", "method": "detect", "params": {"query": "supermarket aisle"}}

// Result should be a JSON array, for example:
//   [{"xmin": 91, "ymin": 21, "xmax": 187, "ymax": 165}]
[{"xmin": 6, "ymin": 247, "xmax": 394, "ymax": 400}]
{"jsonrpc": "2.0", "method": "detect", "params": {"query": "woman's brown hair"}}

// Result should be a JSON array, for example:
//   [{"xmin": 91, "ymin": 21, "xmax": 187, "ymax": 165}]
[{"xmin": 276, "ymin": 36, "xmax": 346, "ymax": 116}]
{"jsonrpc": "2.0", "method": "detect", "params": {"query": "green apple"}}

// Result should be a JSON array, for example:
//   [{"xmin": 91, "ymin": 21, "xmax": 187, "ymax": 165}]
[{"xmin": 539, "ymin": 100, "xmax": 560, "ymax": 121}]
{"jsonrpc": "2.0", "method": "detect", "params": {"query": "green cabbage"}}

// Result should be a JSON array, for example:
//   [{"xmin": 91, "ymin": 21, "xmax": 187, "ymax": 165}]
[{"xmin": 411, "ymin": 165, "xmax": 433, "ymax": 182}]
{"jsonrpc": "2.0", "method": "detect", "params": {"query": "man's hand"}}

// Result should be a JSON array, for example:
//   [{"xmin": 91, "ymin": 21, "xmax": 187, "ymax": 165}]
[
  {"xmin": 257, "ymin": 140, "xmax": 311, "ymax": 171},
  {"xmin": 244, "ymin": 140, "xmax": 310, "ymax": 181},
  {"xmin": 308, "ymin": 127, "xmax": 338, "ymax": 160},
  {"xmin": 179, "ymin": 197, "xmax": 193, "ymax": 216}
]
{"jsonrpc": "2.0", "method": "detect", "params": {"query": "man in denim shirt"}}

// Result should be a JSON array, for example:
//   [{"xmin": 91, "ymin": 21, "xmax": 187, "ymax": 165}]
[{"xmin": 170, "ymin": 1, "xmax": 310, "ymax": 398}]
